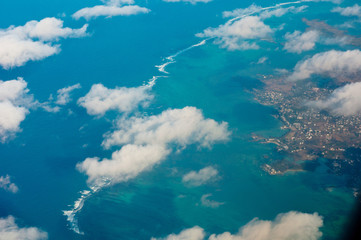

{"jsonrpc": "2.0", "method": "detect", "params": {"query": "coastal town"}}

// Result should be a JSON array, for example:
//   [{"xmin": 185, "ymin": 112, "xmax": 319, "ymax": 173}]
[{"xmin": 252, "ymin": 75, "xmax": 361, "ymax": 193}]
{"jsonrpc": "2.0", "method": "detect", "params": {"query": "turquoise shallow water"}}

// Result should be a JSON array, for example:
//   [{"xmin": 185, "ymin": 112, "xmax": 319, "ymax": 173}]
[
  {"xmin": 0, "ymin": 0, "xmax": 359, "ymax": 239},
  {"xmin": 77, "ymin": 41, "xmax": 355, "ymax": 239}
]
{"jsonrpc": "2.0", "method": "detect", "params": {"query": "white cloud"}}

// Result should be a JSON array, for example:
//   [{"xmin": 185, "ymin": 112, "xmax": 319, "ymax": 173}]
[
  {"xmin": 0, "ymin": 78, "xmax": 29, "ymax": 103},
  {"xmin": 77, "ymin": 107, "xmax": 230, "ymax": 185},
  {"xmin": 163, "ymin": 0, "xmax": 212, "ymax": 4},
  {"xmin": 104, "ymin": 0, "xmax": 135, "ymax": 5},
  {"xmin": 0, "ymin": 175, "xmax": 18, "ymax": 193},
  {"xmin": 200, "ymin": 194, "xmax": 224, "ymax": 208},
  {"xmin": 257, "ymin": 56, "xmax": 268, "ymax": 64},
  {"xmin": 205, "ymin": 0, "xmax": 343, "ymax": 51},
  {"xmin": 77, "ymin": 144, "xmax": 170, "ymax": 185},
  {"xmin": 0, "ymin": 216, "xmax": 47, "ymax": 240},
  {"xmin": 0, "ymin": 18, "xmax": 88, "ymax": 69},
  {"xmin": 284, "ymin": 30, "xmax": 319, "ymax": 53},
  {"xmin": 308, "ymin": 82, "xmax": 361, "ymax": 116},
  {"xmin": 309, "ymin": 0, "xmax": 341, "ymax": 3},
  {"xmin": 77, "ymin": 84, "xmax": 153, "ymax": 116},
  {"xmin": 218, "ymin": 40, "xmax": 260, "ymax": 51},
  {"xmin": 0, "ymin": 101, "xmax": 27, "ymax": 140},
  {"xmin": 154, "ymin": 211, "xmax": 323, "ymax": 240},
  {"xmin": 17, "ymin": 18, "xmax": 88, "ymax": 42},
  {"xmin": 209, "ymin": 211, "xmax": 323, "ymax": 240},
  {"xmin": 151, "ymin": 226, "xmax": 205, "ymax": 240},
  {"xmin": 102, "ymin": 107, "xmax": 230, "ymax": 149},
  {"xmin": 306, "ymin": 0, "xmax": 341, "ymax": 4},
  {"xmin": 288, "ymin": 49, "xmax": 361, "ymax": 81},
  {"xmin": 55, "ymin": 83, "xmax": 81, "ymax": 105},
  {"xmin": 197, "ymin": 16, "xmax": 273, "ymax": 50},
  {"xmin": 72, "ymin": 0, "xmax": 150, "ymax": 20},
  {"xmin": 332, "ymin": 4, "xmax": 361, "ymax": 17},
  {"xmin": 260, "ymin": 6, "xmax": 308, "ymax": 19},
  {"xmin": 0, "ymin": 36, "xmax": 58, "ymax": 69},
  {"xmin": 223, "ymin": 5, "xmax": 307, "ymax": 19},
  {"xmin": 0, "ymin": 78, "xmax": 34, "ymax": 142},
  {"xmin": 40, "ymin": 104, "xmax": 60, "ymax": 113},
  {"xmin": 283, "ymin": 27, "xmax": 351, "ymax": 54},
  {"xmin": 222, "ymin": 4, "xmax": 265, "ymax": 18},
  {"xmin": 182, "ymin": 166, "xmax": 219, "ymax": 186}
]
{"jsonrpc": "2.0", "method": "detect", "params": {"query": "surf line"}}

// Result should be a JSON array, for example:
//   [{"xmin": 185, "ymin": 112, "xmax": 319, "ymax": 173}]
[
  {"xmin": 63, "ymin": 39, "xmax": 210, "ymax": 235},
  {"xmin": 63, "ymin": 179, "xmax": 111, "ymax": 235},
  {"xmin": 63, "ymin": 0, "xmax": 320, "ymax": 233},
  {"xmin": 154, "ymin": 38, "xmax": 208, "ymax": 75}
]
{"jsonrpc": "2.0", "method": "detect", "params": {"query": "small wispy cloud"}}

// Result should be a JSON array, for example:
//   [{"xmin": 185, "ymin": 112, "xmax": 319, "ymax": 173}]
[
  {"xmin": 0, "ymin": 175, "xmax": 18, "ymax": 193},
  {"xmin": 332, "ymin": 4, "xmax": 361, "ymax": 18},
  {"xmin": 200, "ymin": 193, "xmax": 224, "ymax": 208},
  {"xmin": 55, "ymin": 83, "xmax": 81, "ymax": 105},
  {"xmin": 163, "ymin": 0, "xmax": 212, "ymax": 4},
  {"xmin": 182, "ymin": 166, "xmax": 219, "ymax": 186}
]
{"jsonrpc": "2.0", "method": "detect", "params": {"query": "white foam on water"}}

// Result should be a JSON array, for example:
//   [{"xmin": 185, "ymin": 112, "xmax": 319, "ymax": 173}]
[
  {"xmin": 145, "ymin": 75, "xmax": 168, "ymax": 87},
  {"xmin": 63, "ymin": 178, "xmax": 111, "ymax": 234},
  {"xmin": 63, "ymin": 0, "xmax": 326, "ymax": 234},
  {"xmin": 155, "ymin": 39, "xmax": 208, "ymax": 76},
  {"xmin": 155, "ymin": 62, "xmax": 173, "ymax": 74}
]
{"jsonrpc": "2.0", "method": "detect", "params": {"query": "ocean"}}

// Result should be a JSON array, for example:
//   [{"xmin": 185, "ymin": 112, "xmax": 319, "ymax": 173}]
[{"xmin": 0, "ymin": 0, "xmax": 358, "ymax": 239}]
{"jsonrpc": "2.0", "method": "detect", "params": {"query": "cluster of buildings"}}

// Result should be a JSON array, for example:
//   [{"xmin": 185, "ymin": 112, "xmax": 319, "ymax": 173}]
[{"xmin": 253, "ymin": 78, "xmax": 361, "ymax": 178}]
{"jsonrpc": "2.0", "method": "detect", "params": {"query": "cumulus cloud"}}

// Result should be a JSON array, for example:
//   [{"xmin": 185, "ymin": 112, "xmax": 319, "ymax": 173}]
[
  {"xmin": 72, "ymin": 0, "xmax": 150, "ymax": 20},
  {"xmin": 284, "ymin": 30, "xmax": 319, "ymax": 53},
  {"xmin": 77, "ymin": 107, "xmax": 230, "ymax": 185},
  {"xmin": 0, "ymin": 101, "xmax": 28, "ymax": 139},
  {"xmin": 154, "ymin": 211, "xmax": 323, "ymax": 240},
  {"xmin": 205, "ymin": 0, "xmax": 344, "ymax": 51},
  {"xmin": 288, "ymin": 49, "xmax": 361, "ymax": 81},
  {"xmin": 332, "ymin": 4, "xmax": 361, "ymax": 17},
  {"xmin": 0, "ymin": 175, "xmax": 18, "ymax": 193},
  {"xmin": 0, "ymin": 78, "xmax": 34, "ymax": 142},
  {"xmin": 102, "ymin": 107, "xmax": 230, "ymax": 149},
  {"xmin": 209, "ymin": 211, "xmax": 323, "ymax": 240},
  {"xmin": 0, "ymin": 216, "xmax": 47, "ymax": 240},
  {"xmin": 77, "ymin": 144, "xmax": 170, "ymax": 184},
  {"xmin": 163, "ymin": 0, "xmax": 212, "ymax": 4},
  {"xmin": 200, "ymin": 194, "xmax": 224, "ymax": 208},
  {"xmin": 283, "ymin": 25, "xmax": 352, "ymax": 54},
  {"xmin": 77, "ymin": 84, "xmax": 152, "ymax": 116},
  {"xmin": 0, "ymin": 18, "xmax": 88, "ymax": 69},
  {"xmin": 308, "ymin": 82, "xmax": 361, "ymax": 116},
  {"xmin": 197, "ymin": 16, "xmax": 273, "ymax": 50},
  {"xmin": 55, "ymin": 83, "xmax": 81, "ymax": 105},
  {"xmin": 182, "ymin": 166, "xmax": 219, "ymax": 186},
  {"xmin": 151, "ymin": 226, "xmax": 205, "ymax": 240}
]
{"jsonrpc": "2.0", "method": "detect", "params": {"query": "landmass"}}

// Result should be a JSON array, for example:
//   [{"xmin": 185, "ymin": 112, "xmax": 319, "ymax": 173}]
[{"xmin": 251, "ymin": 73, "xmax": 361, "ymax": 196}]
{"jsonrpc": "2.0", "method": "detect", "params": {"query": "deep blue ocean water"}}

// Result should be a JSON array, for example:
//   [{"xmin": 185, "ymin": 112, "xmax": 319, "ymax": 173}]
[{"xmin": 0, "ymin": 0, "xmax": 359, "ymax": 239}]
